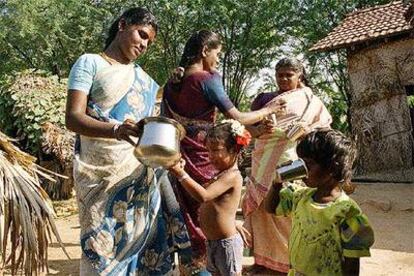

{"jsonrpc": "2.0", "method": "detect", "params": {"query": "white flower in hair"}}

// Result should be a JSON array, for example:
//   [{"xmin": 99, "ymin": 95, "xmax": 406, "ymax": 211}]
[
  {"xmin": 220, "ymin": 119, "xmax": 245, "ymax": 137},
  {"xmin": 219, "ymin": 119, "xmax": 252, "ymax": 147}
]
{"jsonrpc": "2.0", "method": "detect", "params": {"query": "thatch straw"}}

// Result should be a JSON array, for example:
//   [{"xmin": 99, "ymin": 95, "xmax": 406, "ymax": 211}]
[
  {"xmin": 40, "ymin": 123, "xmax": 74, "ymax": 200},
  {"xmin": 0, "ymin": 132, "xmax": 69, "ymax": 275}
]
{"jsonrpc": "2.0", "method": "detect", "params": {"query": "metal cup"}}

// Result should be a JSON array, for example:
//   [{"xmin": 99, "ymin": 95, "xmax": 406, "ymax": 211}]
[
  {"xmin": 269, "ymin": 113, "xmax": 277, "ymax": 125},
  {"xmin": 276, "ymin": 159, "xmax": 308, "ymax": 182}
]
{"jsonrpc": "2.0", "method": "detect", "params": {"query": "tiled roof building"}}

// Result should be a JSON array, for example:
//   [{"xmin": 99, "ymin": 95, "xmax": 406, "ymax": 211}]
[
  {"xmin": 310, "ymin": 1, "xmax": 413, "ymax": 52},
  {"xmin": 310, "ymin": 1, "xmax": 414, "ymax": 181}
]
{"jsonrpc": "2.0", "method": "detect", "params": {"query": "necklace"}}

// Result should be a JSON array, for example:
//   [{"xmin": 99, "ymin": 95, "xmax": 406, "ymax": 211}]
[{"xmin": 100, "ymin": 52, "xmax": 125, "ymax": 65}]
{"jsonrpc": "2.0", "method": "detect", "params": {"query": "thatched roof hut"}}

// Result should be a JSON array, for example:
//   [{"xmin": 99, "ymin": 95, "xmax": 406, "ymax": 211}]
[{"xmin": 311, "ymin": 0, "xmax": 414, "ymax": 182}]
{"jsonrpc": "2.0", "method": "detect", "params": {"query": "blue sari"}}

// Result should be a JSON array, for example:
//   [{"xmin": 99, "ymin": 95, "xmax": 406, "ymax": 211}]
[{"xmin": 69, "ymin": 55, "xmax": 191, "ymax": 275}]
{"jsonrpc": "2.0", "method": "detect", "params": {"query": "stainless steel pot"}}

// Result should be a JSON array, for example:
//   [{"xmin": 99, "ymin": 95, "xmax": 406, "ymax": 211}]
[{"xmin": 134, "ymin": 116, "xmax": 186, "ymax": 168}]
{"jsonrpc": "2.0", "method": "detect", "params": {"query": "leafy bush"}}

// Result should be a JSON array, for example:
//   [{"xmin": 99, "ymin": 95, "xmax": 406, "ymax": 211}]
[
  {"xmin": 0, "ymin": 70, "xmax": 67, "ymax": 154},
  {"xmin": 408, "ymin": 95, "xmax": 414, "ymax": 109}
]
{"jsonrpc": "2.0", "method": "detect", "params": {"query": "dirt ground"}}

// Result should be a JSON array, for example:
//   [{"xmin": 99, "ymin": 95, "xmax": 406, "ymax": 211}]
[{"xmin": 39, "ymin": 183, "xmax": 414, "ymax": 275}]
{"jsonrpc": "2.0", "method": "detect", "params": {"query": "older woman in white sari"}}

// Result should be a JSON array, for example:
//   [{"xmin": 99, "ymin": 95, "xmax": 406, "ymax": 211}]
[{"xmin": 243, "ymin": 58, "xmax": 332, "ymax": 274}]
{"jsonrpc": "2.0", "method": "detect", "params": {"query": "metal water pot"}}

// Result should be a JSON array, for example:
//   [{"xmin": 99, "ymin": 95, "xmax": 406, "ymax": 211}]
[{"xmin": 134, "ymin": 116, "xmax": 186, "ymax": 168}]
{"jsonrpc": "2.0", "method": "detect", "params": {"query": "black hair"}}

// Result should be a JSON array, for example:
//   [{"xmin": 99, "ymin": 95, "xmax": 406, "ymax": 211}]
[
  {"xmin": 206, "ymin": 122, "xmax": 241, "ymax": 154},
  {"xmin": 179, "ymin": 30, "xmax": 222, "ymax": 68},
  {"xmin": 275, "ymin": 57, "xmax": 309, "ymax": 87},
  {"xmin": 296, "ymin": 129, "xmax": 357, "ymax": 191},
  {"xmin": 104, "ymin": 7, "xmax": 158, "ymax": 50}
]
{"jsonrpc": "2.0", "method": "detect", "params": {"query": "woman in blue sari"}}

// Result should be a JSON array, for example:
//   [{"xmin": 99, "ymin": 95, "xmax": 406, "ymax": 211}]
[{"xmin": 66, "ymin": 8, "xmax": 191, "ymax": 275}]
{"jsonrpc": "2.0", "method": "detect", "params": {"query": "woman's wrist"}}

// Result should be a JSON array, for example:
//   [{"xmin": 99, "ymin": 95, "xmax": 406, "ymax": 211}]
[
  {"xmin": 112, "ymin": 123, "xmax": 122, "ymax": 140},
  {"xmin": 256, "ymin": 109, "xmax": 267, "ymax": 122},
  {"xmin": 263, "ymin": 107, "xmax": 272, "ymax": 118},
  {"xmin": 177, "ymin": 172, "xmax": 189, "ymax": 182}
]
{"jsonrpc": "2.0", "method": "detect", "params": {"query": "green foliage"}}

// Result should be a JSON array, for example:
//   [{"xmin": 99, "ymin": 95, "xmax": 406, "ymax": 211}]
[
  {"xmin": 0, "ymin": 70, "xmax": 67, "ymax": 153},
  {"xmin": 256, "ymin": 71, "xmax": 277, "ymax": 95},
  {"xmin": 311, "ymin": 81, "xmax": 349, "ymax": 133},
  {"xmin": 200, "ymin": 0, "xmax": 286, "ymax": 107},
  {"xmin": 0, "ymin": 0, "xmax": 107, "ymax": 77},
  {"xmin": 0, "ymin": 0, "xmax": 397, "ymax": 136},
  {"xmin": 408, "ymin": 95, "xmax": 414, "ymax": 108},
  {"xmin": 1, "ymin": 0, "xmax": 286, "ymax": 107},
  {"xmin": 100, "ymin": 0, "xmax": 287, "ymax": 106}
]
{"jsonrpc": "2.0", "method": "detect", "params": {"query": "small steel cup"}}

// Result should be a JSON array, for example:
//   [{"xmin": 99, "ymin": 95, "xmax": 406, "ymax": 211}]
[
  {"xmin": 286, "ymin": 124, "xmax": 306, "ymax": 141},
  {"xmin": 269, "ymin": 113, "xmax": 277, "ymax": 125},
  {"xmin": 276, "ymin": 159, "xmax": 308, "ymax": 182}
]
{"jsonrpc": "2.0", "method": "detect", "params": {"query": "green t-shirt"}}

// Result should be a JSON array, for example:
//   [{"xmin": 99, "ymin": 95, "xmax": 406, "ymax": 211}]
[{"xmin": 276, "ymin": 184, "xmax": 374, "ymax": 276}]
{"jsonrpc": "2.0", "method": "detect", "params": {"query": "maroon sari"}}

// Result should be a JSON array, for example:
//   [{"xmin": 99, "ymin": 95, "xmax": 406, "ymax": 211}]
[{"xmin": 161, "ymin": 71, "xmax": 234, "ymax": 267}]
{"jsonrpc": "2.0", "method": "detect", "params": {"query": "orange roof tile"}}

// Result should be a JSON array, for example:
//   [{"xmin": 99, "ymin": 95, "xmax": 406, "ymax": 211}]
[{"xmin": 310, "ymin": 1, "xmax": 413, "ymax": 52}]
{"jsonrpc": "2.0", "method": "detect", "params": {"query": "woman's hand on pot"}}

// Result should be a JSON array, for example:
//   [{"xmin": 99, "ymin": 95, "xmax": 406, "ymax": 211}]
[
  {"xmin": 114, "ymin": 119, "xmax": 140, "ymax": 145},
  {"xmin": 169, "ymin": 158, "xmax": 186, "ymax": 177}
]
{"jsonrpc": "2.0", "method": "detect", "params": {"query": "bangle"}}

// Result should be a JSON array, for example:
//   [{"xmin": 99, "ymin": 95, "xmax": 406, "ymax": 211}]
[
  {"xmin": 261, "ymin": 108, "xmax": 269, "ymax": 121},
  {"xmin": 258, "ymin": 109, "xmax": 264, "ymax": 121},
  {"xmin": 178, "ymin": 173, "xmax": 189, "ymax": 182},
  {"xmin": 112, "ymin": 124, "xmax": 121, "ymax": 140}
]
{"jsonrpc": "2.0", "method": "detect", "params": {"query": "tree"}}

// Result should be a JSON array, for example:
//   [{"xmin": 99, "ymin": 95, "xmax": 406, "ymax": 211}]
[
  {"xmin": 1, "ymin": 0, "xmax": 394, "ymax": 132},
  {"xmin": 110, "ymin": 0, "xmax": 288, "ymax": 106},
  {"xmin": 193, "ymin": 0, "xmax": 285, "ymax": 106},
  {"xmin": 0, "ymin": 0, "xmax": 107, "ymax": 78}
]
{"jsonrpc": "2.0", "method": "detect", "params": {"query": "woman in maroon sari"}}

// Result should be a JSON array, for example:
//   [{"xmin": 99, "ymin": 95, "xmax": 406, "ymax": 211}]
[{"xmin": 162, "ymin": 30, "xmax": 284, "ymax": 274}]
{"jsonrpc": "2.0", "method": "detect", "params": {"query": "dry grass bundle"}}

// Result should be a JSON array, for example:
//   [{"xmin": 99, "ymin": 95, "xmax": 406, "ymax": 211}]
[
  {"xmin": 40, "ymin": 123, "xmax": 75, "ymax": 200},
  {"xmin": 41, "ymin": 123, "xmax": 74, "ymax": 166},
  {"xmin": 0, "ymin": 132, "xmax": 69, "ymax": 275}
]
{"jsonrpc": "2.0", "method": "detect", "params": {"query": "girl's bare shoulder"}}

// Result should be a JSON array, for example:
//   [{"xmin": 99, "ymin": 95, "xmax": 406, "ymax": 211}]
[{"xmin": 218, "ymin": 168, "xmax": 243, "ymax": 187}]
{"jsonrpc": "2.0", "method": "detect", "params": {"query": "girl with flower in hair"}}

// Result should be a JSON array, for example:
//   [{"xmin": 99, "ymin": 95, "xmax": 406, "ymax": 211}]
[{"xmin": 169, "ymin": 120, "xmax": 251, "ymax": 276}]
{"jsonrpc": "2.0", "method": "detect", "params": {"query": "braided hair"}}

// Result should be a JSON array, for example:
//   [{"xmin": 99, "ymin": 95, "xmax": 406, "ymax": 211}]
[{"xmin": 179, "ymin": 30, "xmax": 222, "ymax": 68}]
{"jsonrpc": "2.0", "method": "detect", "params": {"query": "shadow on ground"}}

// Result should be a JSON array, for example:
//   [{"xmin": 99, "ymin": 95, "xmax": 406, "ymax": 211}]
[{"xmin": 47, "ymin": 259, "xmax": 80, "ymax": 276}]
